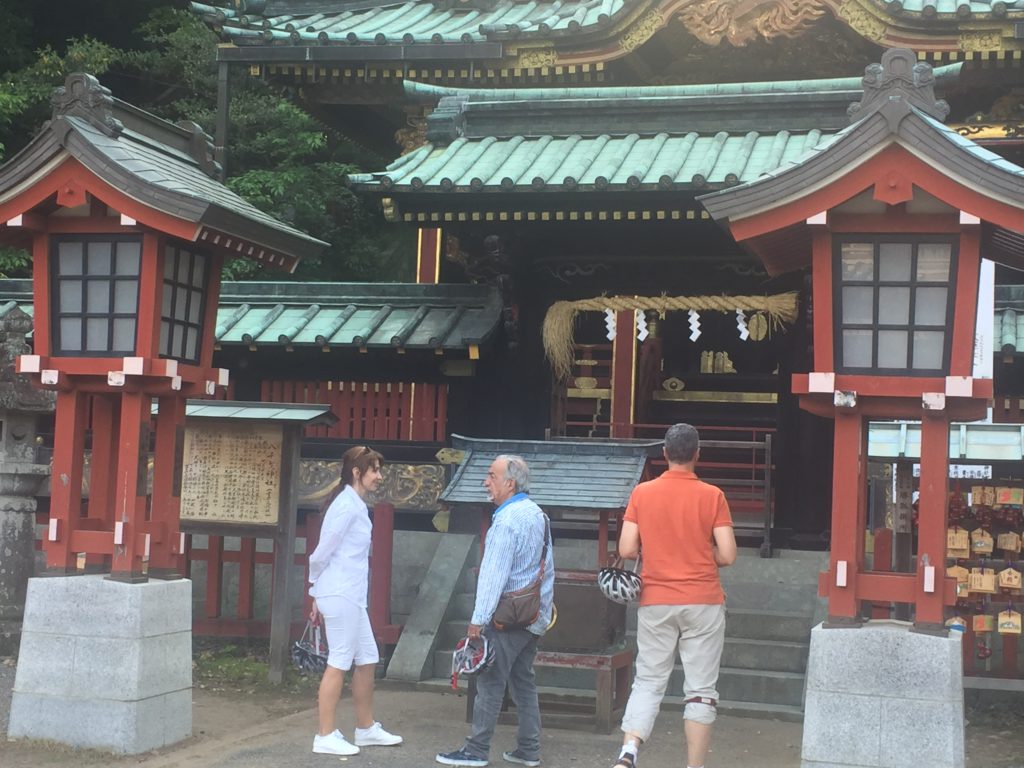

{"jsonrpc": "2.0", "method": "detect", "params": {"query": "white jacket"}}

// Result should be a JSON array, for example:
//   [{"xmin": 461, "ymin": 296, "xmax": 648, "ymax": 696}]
[{"xmin": 307, "ymin": 484, "xmax": 371, "ymax": 607}]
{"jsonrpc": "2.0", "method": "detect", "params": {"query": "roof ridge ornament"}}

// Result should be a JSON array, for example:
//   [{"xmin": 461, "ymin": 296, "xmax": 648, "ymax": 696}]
[
  {"xmin": 847, "ymin": 49, "xmax": 950, "ymax": 129},
  {"xmin": 51, "ymin": 73, "xmax": 123, "ymax": 138}
]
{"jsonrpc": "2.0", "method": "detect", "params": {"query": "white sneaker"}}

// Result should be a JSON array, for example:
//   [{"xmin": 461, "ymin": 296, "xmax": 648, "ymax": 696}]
[
  {"xmin": 354, "ymin": 721, "xmax": 403, "ymax": 746},
  {"xmin": 313, "ymin": 730, "xmax": 360, "ymax": 755}
]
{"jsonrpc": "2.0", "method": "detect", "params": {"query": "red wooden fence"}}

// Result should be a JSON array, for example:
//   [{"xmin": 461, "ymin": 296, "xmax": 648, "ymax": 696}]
[{"xmin": 260, "ymin": 379, "xmax": 447, "ymax": 442}]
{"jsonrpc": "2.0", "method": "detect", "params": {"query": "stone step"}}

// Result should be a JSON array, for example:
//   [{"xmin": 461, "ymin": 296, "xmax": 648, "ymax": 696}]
[
  {"xmin": 622, "ymin": 634, "xmax": 809, "ymax": 674},
  {"xmin": 415, "ymin": 678, "xmax": 804, "ymax": 723},
  {"xmin": 432, "ymin": 650, "xmax": 804, "ymax": 708},
  {"xmin": 723, "ymin": 608, "xmax": 814, "ymax": 642}
]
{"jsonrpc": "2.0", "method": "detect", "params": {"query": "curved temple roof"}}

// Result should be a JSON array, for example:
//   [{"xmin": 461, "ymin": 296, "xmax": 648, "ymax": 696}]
[
  {"xmin": 0, "ymin": 279, "xmax": 501, "ymax": 353},
  {"xmin": 439, "ymin": 434, "xmax": 661, "ymax": 510},
  {"xmin": 191, "ymin": 1, "xmax": 631, "ymax": 45},
  {"xmin": 347, "ymin": 66, "xmax": 962, "ymax": 195},
  {"xmin": 0, "ymin": 74, "xmax": 326, "ymax": 270},
  {"xmin": 192, "ymin": 0, "xmax": 1024, "ymax": 67}
]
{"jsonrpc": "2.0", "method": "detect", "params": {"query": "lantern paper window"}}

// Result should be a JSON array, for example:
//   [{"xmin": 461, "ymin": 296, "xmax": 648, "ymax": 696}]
[
  {"xmin": 52, "ymin": 237, "xmax": 141, "ymax": 356},
  {"xmin": 160, "ymin": 243, "xmax": 208, "ymax": 363},
  {"xmin": 835, "ymin": 238, "xmax": 955, "ymax": 375}
]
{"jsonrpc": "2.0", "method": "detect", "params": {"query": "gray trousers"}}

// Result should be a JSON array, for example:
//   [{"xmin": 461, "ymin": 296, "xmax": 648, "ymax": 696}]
[{"xmin": 465, "ymin": 627, "xmax": 541, "ymax": 760}]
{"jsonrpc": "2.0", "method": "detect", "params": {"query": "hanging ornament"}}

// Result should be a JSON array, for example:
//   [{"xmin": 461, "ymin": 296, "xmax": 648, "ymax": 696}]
[
  {"xmin": 604, "ymin": 309, "xmax": 616, "ymax": 341},
  {"xmin": 748, "ymin": 312, "xmax": 768, "ymax": 341},
  {"xmin": 736, "ymin": 309, "xmax": 750, "ymax": 341},
  {"xmin": 635, "ymin": 309, "xmax": 649, "ymax": 342},
  {"xmin": 688, "ymin": 310, "xmax": 701, "ymax": 341}
]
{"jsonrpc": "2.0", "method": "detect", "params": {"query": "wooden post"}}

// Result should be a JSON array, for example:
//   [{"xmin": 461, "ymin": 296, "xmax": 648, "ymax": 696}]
[
  {"xmin": 609, "ymin": 310, "xmax": 636, "ymax": 439},
  {"xmin": 416, "ymin": 228, "xmax": 442, "ymax": 284},
  {"xmin": 268, "ymin": 424, "xmax": 299, "ymax": 684},
  {"xmin": 914, "ymin": 411, "xmax": 950, "ymax": 632},
  {"xmin": 825, "ymin": 409, "xmax": 864, "ymax": 625},
  {"xmin": 215, "ymin": 60, "xmax": 230, "ymax": 180},
  {"xmin": 369, "ymin": 502, "xmax": 395, "ymax": 646},
  {"xmin": 870, "ymin": 528, "xmax": 893, "ymax": 620},
  {"xmin": 109, "ymin": 390, "xmax": 151, "ymax": 581},
  {"xmin": 47, "ymin": 389, "xmax": 88, "ymax": 572},
  {"xmin": 893, "ymin": 462, "xmax": 915, "ymax": 620},
  {"xmin": 149, "ymin": 395, "xmax": 186, "ymax": 577},
  {"xmin": 85, "ymin": 394, "xmax": 117, "ymax": 571}
]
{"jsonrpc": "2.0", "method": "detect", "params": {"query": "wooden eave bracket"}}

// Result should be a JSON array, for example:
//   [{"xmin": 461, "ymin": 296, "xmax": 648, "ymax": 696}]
[
  {"xmin": 4, "ymin": 212, "xmax": 46, "ymax": 232},
  {"xmin": 198, "ymin": 227, "xmax": 300, "ymax": 273}
]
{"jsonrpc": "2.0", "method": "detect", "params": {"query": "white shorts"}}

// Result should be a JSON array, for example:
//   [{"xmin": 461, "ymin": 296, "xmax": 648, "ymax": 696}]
[{"xmin": 316, "ymin": 595, "xmax": 380, "ymax": 671}]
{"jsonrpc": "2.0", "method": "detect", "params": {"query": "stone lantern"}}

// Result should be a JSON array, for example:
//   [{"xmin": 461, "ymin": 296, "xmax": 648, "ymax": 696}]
[
  {"xmin": 701, "ymin": 49, "xmax": 1024, "ymax": 768},
  {"xmin": 0, "ymin": 306, "xmax": 53, "ymax": 656},
  {"xmin": 0, "ymin": 73, "xmax": 324, "ymax": 753}
]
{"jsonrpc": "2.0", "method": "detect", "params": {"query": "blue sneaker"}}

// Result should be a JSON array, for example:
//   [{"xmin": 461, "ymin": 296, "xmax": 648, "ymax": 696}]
[
  {"xmin": 502, "ymin": 748, "xmax": 541, "ymax": 766},
  {"xmin": 436, "ymin": 747, "xmax": 489, "ymax": 766}
]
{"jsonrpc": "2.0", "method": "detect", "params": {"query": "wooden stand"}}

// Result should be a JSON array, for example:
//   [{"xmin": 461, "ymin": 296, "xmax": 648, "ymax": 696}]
[{"xmin": 465, "ymin": 648, "xmax": 633, "ymax": 733}]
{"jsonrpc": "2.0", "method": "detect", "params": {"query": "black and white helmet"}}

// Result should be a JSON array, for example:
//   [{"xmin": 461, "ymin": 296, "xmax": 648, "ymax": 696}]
[
  {"xmin": 597, "ymin": 564, "xmax": 642, "ymax": 604},
  {"xmin": 450, "ymin": 635, "xmax": 494, "ymax": 688}
]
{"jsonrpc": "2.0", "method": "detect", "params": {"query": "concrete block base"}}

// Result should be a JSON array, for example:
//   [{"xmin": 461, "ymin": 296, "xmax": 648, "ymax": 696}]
[
  {"xmin": 8, "ymin": 575, "xmax": 192, "ymax": 754},
  {"xmin": 801, "ymin": 620, "xmax": 964, "ymax": 768}
]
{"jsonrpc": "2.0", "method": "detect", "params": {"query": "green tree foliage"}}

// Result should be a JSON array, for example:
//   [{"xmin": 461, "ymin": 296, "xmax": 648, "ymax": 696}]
[{"xmin": 0, "ymin": 4, "xmax": 412, "ymax": 282}]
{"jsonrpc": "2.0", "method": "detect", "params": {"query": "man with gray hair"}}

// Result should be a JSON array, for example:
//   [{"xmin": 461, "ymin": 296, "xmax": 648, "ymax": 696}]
[
  {"xmin": 610, "ymin": 424, "xmax": 736, "ymax": 768},
  {"xmin": 437, "ymin": 455, "xmax": 555, "ymax": 767}
]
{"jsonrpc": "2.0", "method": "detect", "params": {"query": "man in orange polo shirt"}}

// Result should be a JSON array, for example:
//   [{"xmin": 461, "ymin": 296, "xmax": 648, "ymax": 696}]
[{"xmin": 610, "ymin": 423, "xmax": 736, "ymax": 768}]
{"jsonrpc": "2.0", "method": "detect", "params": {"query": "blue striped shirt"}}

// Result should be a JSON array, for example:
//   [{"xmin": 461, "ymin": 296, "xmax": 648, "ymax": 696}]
[{"xmin": 471, "ymin": 493, "xmax": 555, "ymax": 635}]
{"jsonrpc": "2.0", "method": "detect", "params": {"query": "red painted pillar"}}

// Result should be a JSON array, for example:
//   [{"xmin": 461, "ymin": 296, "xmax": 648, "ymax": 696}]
[
  {"xmin": 417, "ymin": 228, "xmax": 442, "ymax": 284},
  {"xmin": 46, "ymin": 389, "xmax": 88, "ymax": 572},
  {"xmin": 369, "ymin": 502, "xmax": 395, "ymax": 644},
  {"xmin": 826, "ymin": 409, "xmax": 865, "ymax": 624},
  {"xmin": 109, "ymin": 390, "xmax": 151, "ymax": 580},
  {"xmin": 85, "ymin": 394, "xmax": 117, "ymax": 571},
  {"xmin": 149, "ymin": 395, "xmax": 187, "ymax": 577},
  {"xmin": 915, "ymin": 411, "xmax": 950, "ymax": 630},
  {"xmin": 871, "ymin": 528, "xmax": 894, "ymax": 620},
  {"xmin": 610, "ymin": 310, "xmax": 636, "ymax": 438}
]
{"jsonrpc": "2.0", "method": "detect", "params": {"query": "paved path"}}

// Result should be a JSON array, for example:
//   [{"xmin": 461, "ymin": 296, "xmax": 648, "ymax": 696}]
[{"xmin": 1, "ymin": 666, "xmax": 803, "ymax": 768}]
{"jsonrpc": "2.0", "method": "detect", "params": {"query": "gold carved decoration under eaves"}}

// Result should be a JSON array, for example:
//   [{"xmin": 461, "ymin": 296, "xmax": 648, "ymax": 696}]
[
  {"xmin": 395, "ymin": 111, "xmax": 428, "ymax": 155},
  {"xmin": 835, "ymin": 0, "xmax": 887, "ymax": 42},
  {"xmin": 674, "ymin": 0, "xmax": 827, "ymax": 46},
  {"xmin": 515, "ymin": 46, "xmax": 558, "ymax": 69},
  {"xmin": 959, "ymin": 29, "xmax": 1005, "ymax": 53},
  {"xmin": 298, "ymin": 460, "xmax": 446, "ymax": 512},
  {"xmin": 618, "ymin": 9, "xmax": 666, "ymax": 53}
]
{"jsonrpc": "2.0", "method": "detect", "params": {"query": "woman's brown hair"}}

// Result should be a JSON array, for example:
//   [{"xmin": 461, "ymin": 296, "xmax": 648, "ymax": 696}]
[{"xmin": 341, "ymin": 445, "xmax": 384, "ymax": 486}]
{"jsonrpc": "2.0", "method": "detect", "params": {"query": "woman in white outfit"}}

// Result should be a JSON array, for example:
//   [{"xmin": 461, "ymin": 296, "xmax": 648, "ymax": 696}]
[{"xmin": 308, "ymin": 445, "xmax": 403, "ymax": 756}]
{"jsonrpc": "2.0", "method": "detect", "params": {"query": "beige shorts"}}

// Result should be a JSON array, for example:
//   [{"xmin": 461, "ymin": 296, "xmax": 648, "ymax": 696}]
[
  {"xmin": 316, "ymin": 595, "xmax": 380, "ymax": 671},
  {"xmin": 621, "ymin": 603, "xmax": 727, "ymax": 740}
]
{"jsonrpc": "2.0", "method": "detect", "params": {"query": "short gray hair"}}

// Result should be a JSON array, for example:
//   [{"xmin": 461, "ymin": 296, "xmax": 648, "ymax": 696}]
[
  {"xmin": 664, "ymin": 423, "xmax": 700, "ymax": 464},
  {"xmin": 495, "ymin": 454, "xmax": 530, "ymax": 493}
]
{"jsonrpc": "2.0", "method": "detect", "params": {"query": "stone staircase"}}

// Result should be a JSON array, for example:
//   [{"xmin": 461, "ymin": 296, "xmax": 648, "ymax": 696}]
[{"xmin": 417, "ymin": 543, "xmax": 827, "ymax": 724}]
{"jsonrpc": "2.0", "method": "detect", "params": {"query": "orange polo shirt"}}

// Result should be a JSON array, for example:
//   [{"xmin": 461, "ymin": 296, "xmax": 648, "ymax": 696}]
[{"xmin": 623, "ymin": 469, "xmax": 732, "ymax": 606}]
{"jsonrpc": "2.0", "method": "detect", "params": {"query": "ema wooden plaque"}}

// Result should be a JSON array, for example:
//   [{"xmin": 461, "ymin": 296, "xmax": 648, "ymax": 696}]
[{"xmin": 180, "ymin": 422, "xmax": 283, "ymax": 527}]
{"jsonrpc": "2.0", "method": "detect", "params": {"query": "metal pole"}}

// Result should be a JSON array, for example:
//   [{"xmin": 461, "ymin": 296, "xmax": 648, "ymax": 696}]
[{"xmin": 215, "ymin": 60, "xmax": 230, "ymax": 181}]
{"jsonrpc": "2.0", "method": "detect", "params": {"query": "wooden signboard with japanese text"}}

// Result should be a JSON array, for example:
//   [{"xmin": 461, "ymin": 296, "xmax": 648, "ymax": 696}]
[{"xmin": 179, "ymin": 422, "xmax": 284, "ymax": 529}]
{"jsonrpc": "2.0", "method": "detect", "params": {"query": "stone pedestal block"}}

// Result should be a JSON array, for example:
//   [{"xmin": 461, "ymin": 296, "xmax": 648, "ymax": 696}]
[
  {"xmin": 8, "ymin": 575, "xmax": 192, "ymax": 754},
  {"xmin": 801, "ymin": 620, "xmax": 964, "ymax": 768}
]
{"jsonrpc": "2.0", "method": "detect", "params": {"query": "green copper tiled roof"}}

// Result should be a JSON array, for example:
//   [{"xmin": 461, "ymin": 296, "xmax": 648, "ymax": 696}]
[
  {"xmin": 874, "ymin": 0, "xmax": 1023, "ymax": 16},
  {"xmin": 348, "ymin": 67, "xmax": 970, "ymax": 194},
  {"xmin": 440, "ymin": 434, "xmax": 660, "ymax": 510},
  {"xmin": 348, "ymin": 130, "xmax": 837, "ymax": 192},
  {"xmin": 996, "ymin": 286, "xmax": 1024, "ymax": 355},
  {"xmin": 191, "ymin": 1, "xmax": 1022, "ymax": 49},
  {"xmin": 190, "ymin": 0, "xmax": 628, "ymax": 45},
  {"xmin": 0, "ymin": 280, "xmax": 501, "ymax": 352}
]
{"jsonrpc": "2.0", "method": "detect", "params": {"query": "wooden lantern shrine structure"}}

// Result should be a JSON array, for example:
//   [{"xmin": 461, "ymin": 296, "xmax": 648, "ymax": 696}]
[
  {"xmin": 701, "ymin": 49, "xmax": 1024, "ymax": 633},
  {"xmin": 0, "ymin": 73, "xmax": 325, "ymax": 582}
]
